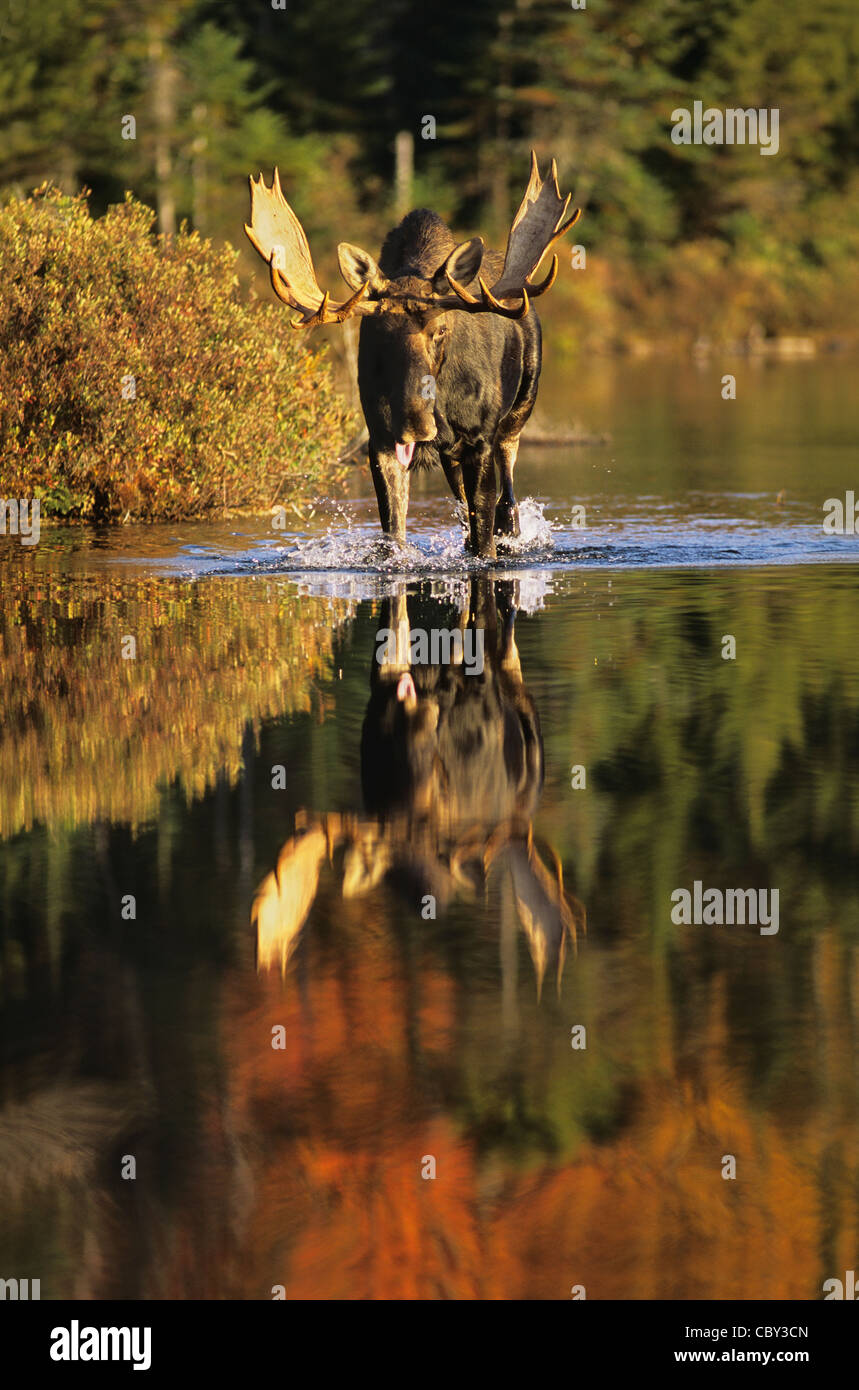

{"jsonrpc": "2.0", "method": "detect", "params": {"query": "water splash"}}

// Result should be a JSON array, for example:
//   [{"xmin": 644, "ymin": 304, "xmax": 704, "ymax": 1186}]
[
  {"xmin": 282, "ymin": 496, "xmax": 556, "ymax": 577},
  {"xmin": 124, "ymin": 489, "xmax": 859, "ymax": 584},
  {"xmin": 498, "ymin": 496, "xmax": 555, "ymax": 553}
]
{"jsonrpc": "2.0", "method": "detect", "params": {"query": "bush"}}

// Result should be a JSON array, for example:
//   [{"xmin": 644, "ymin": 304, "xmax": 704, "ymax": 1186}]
[{"xmin": 0, "ymin": 186, "xmax": 355, "ymax": 520}]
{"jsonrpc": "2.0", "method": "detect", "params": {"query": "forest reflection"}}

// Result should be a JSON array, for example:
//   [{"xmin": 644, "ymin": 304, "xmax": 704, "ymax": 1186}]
[{"xmin": 1, "ymin": 564, "xmax": 857, "ymax": 1299}]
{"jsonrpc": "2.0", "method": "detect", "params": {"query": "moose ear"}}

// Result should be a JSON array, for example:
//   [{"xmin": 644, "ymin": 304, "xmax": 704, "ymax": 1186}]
[
  {"xmin": 338, "ymin": 242, "xmax": 386, "ymax": 292},
  {"xmin": 432, "ymin": 236, "xmax": 484, "ymax": 293}
]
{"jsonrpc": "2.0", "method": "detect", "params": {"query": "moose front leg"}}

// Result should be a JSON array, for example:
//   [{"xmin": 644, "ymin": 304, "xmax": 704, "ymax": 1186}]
[
  {"xmin": 369, "ymin": 445, "xmax": 411, "ymax": 544},
  {"xmin": 460, "ymin": 444, "xmax": 497, "ymax": 559},
  {"xmin": 372, "ymin": 591, "xmax": 411, "ymax": 685}
]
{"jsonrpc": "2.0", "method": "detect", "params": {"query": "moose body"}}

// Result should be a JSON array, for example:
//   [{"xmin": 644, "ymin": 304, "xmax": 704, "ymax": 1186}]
[
  {"xmin": 245, "ymin": 155, "xmax": 579, "ymax": 559},
  {"xmin": 360, "ymin": 583, "xmax": 544, "ymax": 841}
]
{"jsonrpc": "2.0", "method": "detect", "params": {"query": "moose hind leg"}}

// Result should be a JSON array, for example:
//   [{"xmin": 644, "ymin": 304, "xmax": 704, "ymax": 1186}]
[
  {"xmin": 461, "ymin": 443, "xmax": 497, "ymax": 559},
  {"xmin": 494, "ymin": 435, "xmax": 521, "ymax": 538},
  {"xmin": 369, "ymin": 445, "xmax": 410, "ymax": 544}
]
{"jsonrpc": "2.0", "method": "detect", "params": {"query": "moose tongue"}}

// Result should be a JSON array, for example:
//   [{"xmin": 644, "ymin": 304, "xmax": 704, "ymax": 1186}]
[{"xmin": 395, "ymin": 441, "xmax": 415, "ymax": 468}]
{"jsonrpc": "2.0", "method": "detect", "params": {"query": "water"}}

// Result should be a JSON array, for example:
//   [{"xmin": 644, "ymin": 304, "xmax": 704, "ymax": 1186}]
[{"xmin": 1, "ymin": 356, "xmax": 857, "ymax": 1300}]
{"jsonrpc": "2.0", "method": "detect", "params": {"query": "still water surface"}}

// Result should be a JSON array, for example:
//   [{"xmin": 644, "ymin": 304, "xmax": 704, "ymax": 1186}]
[{"xmin": 1, "ymin": 358, "xmax": 857, "ymax": 1299}]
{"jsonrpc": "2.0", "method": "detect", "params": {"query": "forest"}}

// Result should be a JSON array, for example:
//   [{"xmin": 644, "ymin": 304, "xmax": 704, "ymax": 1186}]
[
  {"xmin": 3, "ymin": 0, "xmax": 858, "ymax": 346},
  {"xmin": 1, "ymin": 0, "xmax": 857, "ymax": 516}
]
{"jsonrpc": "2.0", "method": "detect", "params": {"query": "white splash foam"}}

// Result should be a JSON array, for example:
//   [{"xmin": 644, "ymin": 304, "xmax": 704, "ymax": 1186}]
[
  {"xmin": 288, "ymin": 525, "xmax": 426, "ymax": 574},
  {"xmin": 496, "ymin": 497, "xmax": 555, "ymax": 553}
]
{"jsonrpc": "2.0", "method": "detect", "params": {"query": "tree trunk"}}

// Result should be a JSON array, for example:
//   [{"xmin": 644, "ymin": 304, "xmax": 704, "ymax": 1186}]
[{"xmin": 148, "ymin": 24, "xmax": 177, "ymax": 237}]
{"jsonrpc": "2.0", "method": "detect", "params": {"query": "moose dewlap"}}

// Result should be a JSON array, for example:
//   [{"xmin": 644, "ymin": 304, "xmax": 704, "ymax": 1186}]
[{"xmin": 245, "ymin": 154, "xmax": 579, "ymax": 559}]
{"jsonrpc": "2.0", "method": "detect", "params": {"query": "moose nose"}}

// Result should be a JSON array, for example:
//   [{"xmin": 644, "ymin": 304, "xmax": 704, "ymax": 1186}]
[{"xmin": 396, "ymin": 672, "xmax": 417, "ymax": 705}]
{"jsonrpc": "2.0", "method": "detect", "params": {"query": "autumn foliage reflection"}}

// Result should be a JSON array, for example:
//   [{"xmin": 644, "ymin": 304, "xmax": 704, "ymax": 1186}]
[
  {"xmin": 231, "ymin": 907, "xmax": 857, "ymax": 1299},
  {"xmin": 3, "ymin": 570, "xmax": 858, "ymax": 1299}
]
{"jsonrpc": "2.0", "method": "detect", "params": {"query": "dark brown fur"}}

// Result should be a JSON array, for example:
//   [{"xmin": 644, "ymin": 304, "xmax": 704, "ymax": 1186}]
[{"xmin": 351, "ymin": 210, "xmax": 543, "ymax": 558}]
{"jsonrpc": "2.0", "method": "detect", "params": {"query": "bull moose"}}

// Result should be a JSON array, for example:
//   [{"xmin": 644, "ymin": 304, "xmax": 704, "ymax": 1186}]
[{"xmin": 244, "ymin": 155, "xmax": 580, "ymax": 559}]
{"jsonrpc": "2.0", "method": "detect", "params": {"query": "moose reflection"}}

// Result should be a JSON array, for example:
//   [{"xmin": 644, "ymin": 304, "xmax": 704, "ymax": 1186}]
[{"xmin": 252, "ymin": 579, "xmax": 584, "ymax": 992}]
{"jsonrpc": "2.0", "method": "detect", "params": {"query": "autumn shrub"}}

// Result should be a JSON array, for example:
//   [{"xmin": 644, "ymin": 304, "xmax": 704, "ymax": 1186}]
[{"xmin": 0, "ymin": 185, "xmax": 355, "ymax": 520}]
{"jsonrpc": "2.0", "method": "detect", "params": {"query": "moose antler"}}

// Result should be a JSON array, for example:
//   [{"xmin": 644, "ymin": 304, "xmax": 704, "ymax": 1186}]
[
  {"xmin": 245, "ymin": 154, "xmax": 579, "ymax": 326},
  {"xmin": 245, "ymin": 170, "xmax": 373, "ymax": 327},
  {"xmin": 437, "ymin": 152, "xmax": 580, "ymax": 319}
]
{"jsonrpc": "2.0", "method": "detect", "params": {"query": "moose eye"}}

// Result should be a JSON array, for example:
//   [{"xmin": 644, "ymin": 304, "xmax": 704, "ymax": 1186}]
[{"xmin": 430, "ymin": 323, "xmax": 448, "ymax": 344}]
